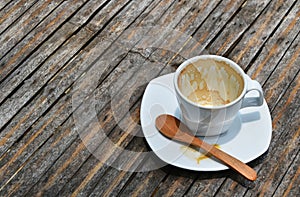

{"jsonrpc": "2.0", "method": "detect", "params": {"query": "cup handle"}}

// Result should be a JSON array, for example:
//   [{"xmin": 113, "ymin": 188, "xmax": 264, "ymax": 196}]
[{"xmin": 241, "ymin": 78, "xmax": 264, "ymax": 108}]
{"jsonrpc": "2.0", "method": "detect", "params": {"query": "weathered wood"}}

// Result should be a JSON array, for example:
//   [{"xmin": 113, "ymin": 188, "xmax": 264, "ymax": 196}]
[
  {"xmin": 28, "ymin": 22, "xmax": 185, "ymax": 197},
  {"xmin": 0, "ymin": 0, "xmax": 114, "ymax": 105},
  {"xmin": 68, "ymin": 0, "xmax": 111, "ymax": 27},
  {"xmin": 0, "ymin": 0, "xmax": 38, "ymax": 35},
  {"xmin": 174, "ymin": 0, "xmax": 222, "ymax": 36},
  {"xmin": 177, "ymin": 0, "xmax": 247, "ymax": 58},
  {"xmin": 0, "ymin": 0, "xmax": 64, "ymax": 59},
  {"xmin": 273, "ymin": 151, "xmax": 300, "ymax": 197},
  {"xmin": 23, "ymin": 0, "xmax": 200, "ymax": 194},
  {"xmin": 72, "ymin": 0, "xmax": 132, "ymax": 32},
  {"xmin": 151, "ymin": 175, "xmax": 194, "ymax": 196},
  {"xmin": 0, "ymin": 22, "xmax": 82, "ymax": 126},
  {"xmin": 0, "ymin": 0, "xmax": 159, "ymax": 194},
  {"xmin": 263, "ymin": 31, "xmax": 300, "ymax": 111},
  {"xmin": 0, "ymin": 0, "xmax": 299, "ymax": 196},
  {"xmin": 0, "ymin": 41, "xmax": 122, "ymax": 194},
  {"xmin": 0, "ymin": 0, "xmax": 141, "ymax": 163},
  {"xmin": 25, "ymin": 46, "xmax": 164, "ymax": 196},
  {"xmin": 0, "ymin": 0, "xmax": 86, "ymax": 82},
  {"xmin": 246, "ymin": 0, "xmax": 300, "ymax": 86},
  {"xmin": 208, "ymin": 0, "xmax": 272, "ymax": 56},
  {"xmin": 133, "ymin": 0, "xmax": 177, "ymax": 27},
  {"xmin": 245, "ymin": 77, "xmax": 299, "ymax": 196},
  {"xmin": 48, "ymin": 0, "xmax": 209, "ymax": 194},
  {"xmin": 0, "ymin": 95, "xmax": 75, "ymax": 196},
  {"xmin": 0, "ymin": 0, "xmax": 13, "ymax": 11},
  {"xmin": 155, "ymin": 0, "xmax": 204, "ymax": 30},
  {"xmin": 0, "ymin": 0, "xmax": 132, "ymax": 155},
  {"xmin": 26, "ymin": 60, "xmax": 156, "ymax": 194},
  {"xmin": 3, "ymin": 84, "xmax": 146, "ymax": 195},
  {"xmin": 228, "ymin": 0, "xmax": 297, "ymax": 69},
  {"xmin": 118, "ymin": 166, "xmax": 167, "ymax": 196},
  {"xmin": 0, "ymin": 25, "xmax": 92, "ymax": 156},
  {"xmin": 184, "ymin": 177, "xmax": 225, "ymax": 196},
  {"xmin": 58, "ymin": 102, "xmax": 146, "ymax": 197},
  {"xmin": 88, "ymin": 154, "xmax": 146, "ymax": 196}
]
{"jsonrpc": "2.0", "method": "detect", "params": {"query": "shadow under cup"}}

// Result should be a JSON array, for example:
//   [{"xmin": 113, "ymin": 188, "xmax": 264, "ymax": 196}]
[{"xmin": 174, "ymin": 55, "xmax": 262, "ymax": 136}]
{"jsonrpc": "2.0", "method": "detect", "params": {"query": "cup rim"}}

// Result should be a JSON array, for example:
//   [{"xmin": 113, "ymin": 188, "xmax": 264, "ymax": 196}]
[{"xmin": 174, "ymin": 55, "xmax": 247, "ymax": 109}]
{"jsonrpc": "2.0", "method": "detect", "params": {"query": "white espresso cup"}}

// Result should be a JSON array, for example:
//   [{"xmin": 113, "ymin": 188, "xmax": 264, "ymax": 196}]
[{"xmin": 174, "ymin": 55, "xmax": 264, "ymax": 136}]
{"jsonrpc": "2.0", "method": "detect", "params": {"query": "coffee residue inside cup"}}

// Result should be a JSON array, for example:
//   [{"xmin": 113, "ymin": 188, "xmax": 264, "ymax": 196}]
[{"xmin": 178, "ymin": 59, "xmax": 244, "ymax": 106}]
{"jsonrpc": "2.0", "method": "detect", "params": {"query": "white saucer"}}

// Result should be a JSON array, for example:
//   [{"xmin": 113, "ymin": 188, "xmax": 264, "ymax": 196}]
[{"xmin": 140, "ymin": 73, "xmax": 272, "ymax": 171}]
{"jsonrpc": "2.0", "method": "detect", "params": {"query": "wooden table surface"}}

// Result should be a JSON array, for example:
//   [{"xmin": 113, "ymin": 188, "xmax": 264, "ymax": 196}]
[{"xmin": 0, "ymin": 0, "xmax": 299, "ymax": 196}]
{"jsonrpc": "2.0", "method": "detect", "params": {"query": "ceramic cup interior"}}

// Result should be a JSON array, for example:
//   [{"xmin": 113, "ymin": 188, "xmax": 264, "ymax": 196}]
[
  {"xmin": 177, "ymin": 58, "xmax": 244, "ymax": 107},
  {"xmin": 174, "ymin": 55, "xmax": 263, "ymax": 136}
]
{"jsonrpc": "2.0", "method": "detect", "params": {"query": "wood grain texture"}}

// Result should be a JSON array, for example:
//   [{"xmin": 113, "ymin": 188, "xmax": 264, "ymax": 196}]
[
  {"xmin": 0, "ymin": 0, "xmax": 13, "ymax": 11},
  {"xmin": 245, "ymin": 0, "xmax": 300, "ymax": 82},
  {"xmin": 263, "ymin": 31, "xmax": 300, "ymax": 111},
  {"xmin": 45, "ymin": 0, "xmax": 223, "ymax": 195},
  {"xmin": 274, "ymin": 151, "xmax": 300, "ymax": 197},
  {"xmin": 0, "ymin": 0, "xmax": 299, "ymax": 196},
  {"xmin": 0, "ymin": 0, "xmax": 38, "ymax": 35},
  {"xmin": 247, "ymin": 73, "xmax": 299, "ymax": 196},
  {"xmin": 208, "ymin": 0, "xmax": 272, "ymax": 55},
  {"xmin": 187, "ymin": 0, "xmax": 247, "ymax": 55},
  {"xmin": 0, "ymin": 0, "xmax": 133, "ymax": 136},
  {"xmin": 0, "ymin": 0, "xmax": 160, "ymax": 195},
  {"xmin": 228, "ymin": 0, "xmax": 297, "ymax": 69},
  {"xmin": 0, "ymin": 0, "xmax": 143, "ymax": 156},
  {"xmin": 0, "ymin": 0, "xmax": 84, "ymax": 82}
]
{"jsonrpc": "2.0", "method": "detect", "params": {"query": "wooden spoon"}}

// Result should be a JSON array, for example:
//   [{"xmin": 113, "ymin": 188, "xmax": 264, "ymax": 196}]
[{"xmin": 155, "ymin": 114, "xmax": 257, "ymax": 181}]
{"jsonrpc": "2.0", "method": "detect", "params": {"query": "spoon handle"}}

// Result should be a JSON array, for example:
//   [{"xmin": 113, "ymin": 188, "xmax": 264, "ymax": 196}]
[
  {"xmin": 155, "ymin": 114, "xmax": 257, "ymax": 181},
  {"xmin": 190, "ymin": 137, "xmax": 257, "ymax": 181}
]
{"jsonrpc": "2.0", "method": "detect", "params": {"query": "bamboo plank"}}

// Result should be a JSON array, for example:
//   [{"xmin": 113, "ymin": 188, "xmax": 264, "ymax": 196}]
[
  {"xmin": 0, "ymin": 0, "xmax": 159, "ymax": 195},
  {"xmin": 173, "ymin": 0, "xmax": 222, "ymax": 36},
  {"xmin": 0, "ymin": 0, "xmax": 13, "ymax": 11},
  {"xmin": 263, "ymin": 32, "xmax": 300, "ymax": 111},
  {"xmin": 22, "ymin": 0, "xmax": 196, "ymax": 194},
  {"xmin": 60, "ymin": 102, "xmax": 146, "ymax": 196},
  {"xmin": 0, "ymin": 0, "xmax": 131, "ymax": 154},
  {"xmin": 180, "ymin": 0, "xmax": 247, "ymax": 58},
  {"xmin": 0, "ymin": 0, "xmax": 85, "ymax": 82},
  {"xmin": 245, "ymin": 79, "xmax": 299, "ymax": 196},
  {"xmin": 69, "ymin": 0, "xmax": 238, "ymax": 194},
  {"xmin": 151, "ymin": 175, "xmax": 195, "ymax": 196},
  {"xmin": 273, "ymin": 151, "xmax": 300, "ymax": 197},
  {"xmin": 0, "ymin": 0, "xmax": 38, "ymax": 35},
  {"xmin": 208, "ymin": 0, "xmax": 272, "ymax": 56},
  {"xmin": 246, "ymin": 0, "xmax": 300, "ymax": 85},
  {"xmin": 0, "ymin": 0, "xmax": 299, "ymax": 196},
  {"xmin": 0, "ymin": 25, "xmax": 92, "ymax": 155},
  {"xmin": 228, "ymin": 0, "xmax": 297, "ymax": 69},
  {"xmin": 209, "ymin": 7, "xmax": 300, "ymax": 196},
  {"xmin": 0, "ymin": 22, "xmax": 82, "ymax": 126}
]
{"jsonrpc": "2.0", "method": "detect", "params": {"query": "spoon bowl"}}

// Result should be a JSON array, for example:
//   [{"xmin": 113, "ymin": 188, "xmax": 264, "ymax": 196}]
[{"xmin": 155, "ymin": 114, "xmax": 257, "ymax": 181}]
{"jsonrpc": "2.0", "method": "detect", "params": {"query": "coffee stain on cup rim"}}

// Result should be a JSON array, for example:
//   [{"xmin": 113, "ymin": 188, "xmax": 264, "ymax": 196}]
[{"xmin": 174, "ymin": 55, "xmax": 248, "ymax": 110}]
